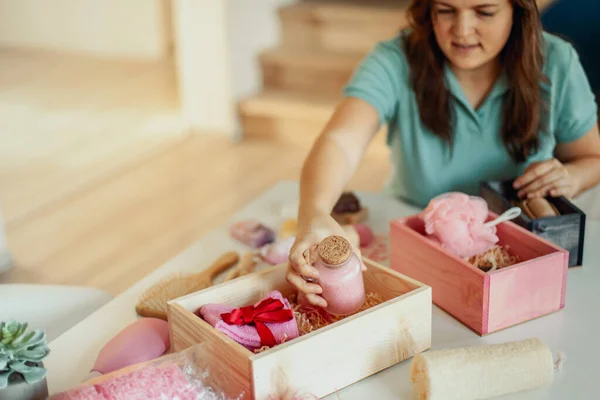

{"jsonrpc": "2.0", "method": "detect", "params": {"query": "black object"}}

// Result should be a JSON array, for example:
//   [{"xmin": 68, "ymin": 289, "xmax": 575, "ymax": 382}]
[
  {"xmin": 480, "ymin": 180, "xmax": 586, "ymax": 268},
  {"xmin": 332, "ymin": 192, "xmax": 361, "ymax": 214}
]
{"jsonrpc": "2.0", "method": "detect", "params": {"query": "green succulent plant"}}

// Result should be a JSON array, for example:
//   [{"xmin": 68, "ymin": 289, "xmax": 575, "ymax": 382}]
[{"xmin": 0, "ymin": 320, "xmax": 50, "ymax": 389}]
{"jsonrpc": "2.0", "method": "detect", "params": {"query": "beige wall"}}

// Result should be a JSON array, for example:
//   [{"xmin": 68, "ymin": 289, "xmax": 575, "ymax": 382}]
[
  {"xmin": 0, "ymin": 0, "xmax": 172, "ymax": 60},
  {"xmin": 0, "ymin": 0, "xmax": 293, "ymax": 137},
  {"xmin": 227, "ymin": 0, "xmax": 296, "ymax": 99},
  {"xmin": 171, "ymin": 0, "xmax": 296, "ymax": 137},
  {"xmin": 0, "ymin": 208, "xmax": 11, "ymax": 272},
  {"xmin": 172, "ymin": 0, "xmax": 235, "ymax": 135}
]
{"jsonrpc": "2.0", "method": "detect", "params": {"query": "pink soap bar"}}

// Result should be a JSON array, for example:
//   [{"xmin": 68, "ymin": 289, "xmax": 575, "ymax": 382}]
[
  {"xmin": 230, "ymin": 219, "xmax": 276, "ymax": 248},
  {"xmin": 422, "ymin": 192, "xmax": 498, "ymax": 258}
]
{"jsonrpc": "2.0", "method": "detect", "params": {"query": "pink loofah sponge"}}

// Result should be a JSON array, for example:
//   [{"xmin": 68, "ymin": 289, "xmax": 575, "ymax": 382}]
[{"xmin": 422, "ymin": 192, "xmax": 498, "ymax": 259}]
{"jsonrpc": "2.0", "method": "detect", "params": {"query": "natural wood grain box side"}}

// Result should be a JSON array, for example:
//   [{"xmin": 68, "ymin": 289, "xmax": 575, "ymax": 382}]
[
  {"xmin": 250, "ymin": 264, "xmax": 432, "ymax": 399},
  {"xmin": 168, "ymin": 261, "xmax": 432, "ymax": 399}
]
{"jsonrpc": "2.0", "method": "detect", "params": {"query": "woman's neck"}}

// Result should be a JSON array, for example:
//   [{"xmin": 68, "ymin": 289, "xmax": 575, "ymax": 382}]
[{"xmin": 451, "ymin": 59, "xmax": 503, "ymax": 110}]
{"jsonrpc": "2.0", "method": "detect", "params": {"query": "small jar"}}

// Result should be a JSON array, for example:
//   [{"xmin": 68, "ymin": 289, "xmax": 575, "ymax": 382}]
[{"xmin": 299, "ymin": 235, "xmax": 366, "ymax": 316}]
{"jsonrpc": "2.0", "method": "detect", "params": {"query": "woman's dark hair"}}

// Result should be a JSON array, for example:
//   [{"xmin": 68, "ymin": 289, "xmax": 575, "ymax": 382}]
[{"xmin": 403, "ymin": 0, "xmax": 547, "ymax": 162}]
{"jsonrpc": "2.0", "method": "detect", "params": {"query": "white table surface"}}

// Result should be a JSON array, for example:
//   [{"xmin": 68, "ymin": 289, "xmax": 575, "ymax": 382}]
[{"xmin": 46, "ymin": 180, "xmax": 600, "ymax": 399}]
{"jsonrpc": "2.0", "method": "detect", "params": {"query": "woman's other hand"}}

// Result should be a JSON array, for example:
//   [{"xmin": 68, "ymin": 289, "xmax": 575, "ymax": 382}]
[{"xmin": 513, "ymin": 158, "xmax": 580, "ymax": 199}]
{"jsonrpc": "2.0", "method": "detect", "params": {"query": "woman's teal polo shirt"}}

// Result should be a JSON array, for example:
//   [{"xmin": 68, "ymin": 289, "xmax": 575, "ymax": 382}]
[{"xmin": 343, "ymin": 31, "xmax": 598, "ymax": 208}]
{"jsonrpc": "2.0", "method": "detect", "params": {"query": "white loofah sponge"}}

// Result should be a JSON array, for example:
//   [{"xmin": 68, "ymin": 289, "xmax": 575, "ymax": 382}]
[{"xmin": 411, "ymin": 338, "xmax": 558, "ymax": 400}]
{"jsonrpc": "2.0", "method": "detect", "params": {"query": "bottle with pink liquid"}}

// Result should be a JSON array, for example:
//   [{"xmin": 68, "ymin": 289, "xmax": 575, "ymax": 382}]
[{"xmin": 302, "ymin": 235, "xmax": 366, "ymax": 316}]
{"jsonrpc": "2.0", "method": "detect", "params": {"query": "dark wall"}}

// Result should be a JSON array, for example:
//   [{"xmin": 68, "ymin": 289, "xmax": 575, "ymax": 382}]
[{"xmin": 541, "ymin": 0, "xmax": 600, "ymax": 94}]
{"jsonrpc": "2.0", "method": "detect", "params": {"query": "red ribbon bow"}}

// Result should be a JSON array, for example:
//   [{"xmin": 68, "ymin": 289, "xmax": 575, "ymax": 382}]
[{"xmin": 220, "ymin": 298, "xmax": 293, "ymax": 348}]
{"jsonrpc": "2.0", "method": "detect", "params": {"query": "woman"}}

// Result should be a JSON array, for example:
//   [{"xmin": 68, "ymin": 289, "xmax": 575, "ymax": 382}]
[{"xmin": 287, "ymin": 0, "xmax": 600, "ymax": 307}]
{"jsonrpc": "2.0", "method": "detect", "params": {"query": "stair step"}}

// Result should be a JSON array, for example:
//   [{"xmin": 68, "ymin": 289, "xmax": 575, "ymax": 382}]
[
  {"xmin": 279, "ymin": 1, "xmax": 411, "ymax": 54},
  {"xmin": 238, "ymin": 90, "xmax": 387, "ymax": 146},
  {"xmin": 260, "ymin": 47, "xmax": 364, "ymax": 95}
]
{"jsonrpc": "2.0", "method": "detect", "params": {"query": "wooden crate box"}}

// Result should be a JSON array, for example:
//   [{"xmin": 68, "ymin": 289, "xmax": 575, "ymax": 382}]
[
  {"xmin": 167, "ymin": 260, "xmax": 432, "ymax": 400},
  {"xmin": 390, "ymin": 213, "xmax": 569, "ymax": 336},
  {"xmin": 480, "ymin": 180, "xmax": 586, "ymax": 267}
]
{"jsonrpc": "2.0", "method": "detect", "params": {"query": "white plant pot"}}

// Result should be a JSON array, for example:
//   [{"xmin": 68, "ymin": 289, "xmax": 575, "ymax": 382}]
[{"xmin": 0, "ymin": 363, "xmax": 48, "ymax": 400}]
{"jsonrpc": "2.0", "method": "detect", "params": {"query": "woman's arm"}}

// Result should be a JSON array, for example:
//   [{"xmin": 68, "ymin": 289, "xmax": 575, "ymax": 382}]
[
  {"xmin": 287, "ymin": 97, "xmax": 382, "ymax": 307},
  {"xmin": 297, "ymin": 97, "xmax": 382, "ymax": 227},
  {"xmin": 556, "ymin": 123, "xmax": 600, "ymax": 196},
  {"xmin": 514, "ymin": 123, "xmax": 600, "ymax": 199}
]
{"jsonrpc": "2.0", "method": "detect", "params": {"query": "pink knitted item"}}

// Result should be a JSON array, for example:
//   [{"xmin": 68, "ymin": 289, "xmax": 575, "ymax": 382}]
[{"xmin": 197, "ymin": 291, "xmax": 299, "ymax": 351}]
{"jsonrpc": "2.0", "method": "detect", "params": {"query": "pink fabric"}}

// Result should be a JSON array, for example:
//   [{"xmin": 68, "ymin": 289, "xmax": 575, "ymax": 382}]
[
  {"xmin": 422, "ymin": 192, "xmax": 499, "ymax": 258},
  {"xmin": 197, "ymin": 291, "xmax": 299, "ymax": 351},
  {"xmin": 91, "ymin": 318, "xmax": 170, "ymax": 375}
]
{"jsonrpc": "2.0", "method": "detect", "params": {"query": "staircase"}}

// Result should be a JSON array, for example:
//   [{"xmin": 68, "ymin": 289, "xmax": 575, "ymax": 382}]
[
  {"xmin": 239, "ymin": 0, "xmax": 556, "ymax": 145},
  {"xmin": 238, "ymin": 0, "xmax": 411, "ymax": 145}
]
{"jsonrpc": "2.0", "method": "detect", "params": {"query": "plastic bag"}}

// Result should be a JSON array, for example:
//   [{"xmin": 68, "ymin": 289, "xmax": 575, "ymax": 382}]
[{"xmin": 49, "ymin": 343, "xmax": 245, "ymax": 400}]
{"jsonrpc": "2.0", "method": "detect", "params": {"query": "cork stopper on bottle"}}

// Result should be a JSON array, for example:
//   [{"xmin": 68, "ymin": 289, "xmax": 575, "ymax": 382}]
[{"xmin": 318, "ymin": 235, "xmax": 351, "ymax": 266}]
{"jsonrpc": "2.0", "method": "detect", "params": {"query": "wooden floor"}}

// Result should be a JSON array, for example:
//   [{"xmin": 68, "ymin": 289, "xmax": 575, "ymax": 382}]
[{"xmin": 0, "ymin": 49, "xmax": 390, "ymax": 295}]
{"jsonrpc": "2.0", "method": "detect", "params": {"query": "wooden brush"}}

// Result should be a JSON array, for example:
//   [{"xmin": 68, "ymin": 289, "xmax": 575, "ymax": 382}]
[
  {"xmin": 135, "ymin": 251, "xmax": 239, "ymax": 320},
  {"xmin": 224, "ymin": 251, "xmax": 260, "ymax": 282}
]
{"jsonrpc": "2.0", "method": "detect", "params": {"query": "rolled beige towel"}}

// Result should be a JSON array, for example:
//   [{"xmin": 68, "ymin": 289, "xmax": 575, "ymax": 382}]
[{"xmin": 411, "ymin": 338, "xmax": 559, "ymax": 400}]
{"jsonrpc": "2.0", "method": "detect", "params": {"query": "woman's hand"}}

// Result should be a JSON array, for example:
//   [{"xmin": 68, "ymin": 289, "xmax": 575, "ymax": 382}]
[
  {"xmin": 286, "ymin": 214, "xmax": 364, "ymax": 308},
  {"xmin": 513, "ymin": 158, "xmax": 580, "ymax": 199},
  {"xmin": 287, "ymin": 96, "xmax": 380, "ymax": 307}
]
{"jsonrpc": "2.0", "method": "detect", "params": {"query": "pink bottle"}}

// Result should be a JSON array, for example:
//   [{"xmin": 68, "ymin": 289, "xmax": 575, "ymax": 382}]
[{"xmin": 305, "ymin": 235, "xmax": 366, "ymax": 316}]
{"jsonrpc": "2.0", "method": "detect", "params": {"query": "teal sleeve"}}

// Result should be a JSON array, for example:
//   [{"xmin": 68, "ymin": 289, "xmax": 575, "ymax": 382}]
[
  {"xmin": 554, "ymin": 44, "xmax": 599, "ymax": 143},
  {"xmin": 343, "ymin": 40, "xmax": 404, "ymax": 125}
]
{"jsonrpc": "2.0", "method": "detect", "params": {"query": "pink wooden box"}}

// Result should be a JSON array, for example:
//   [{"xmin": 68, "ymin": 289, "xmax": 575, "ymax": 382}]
[{"xmin": 389, "ymin": 213, "xmax": 569, "ymax": 336}]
